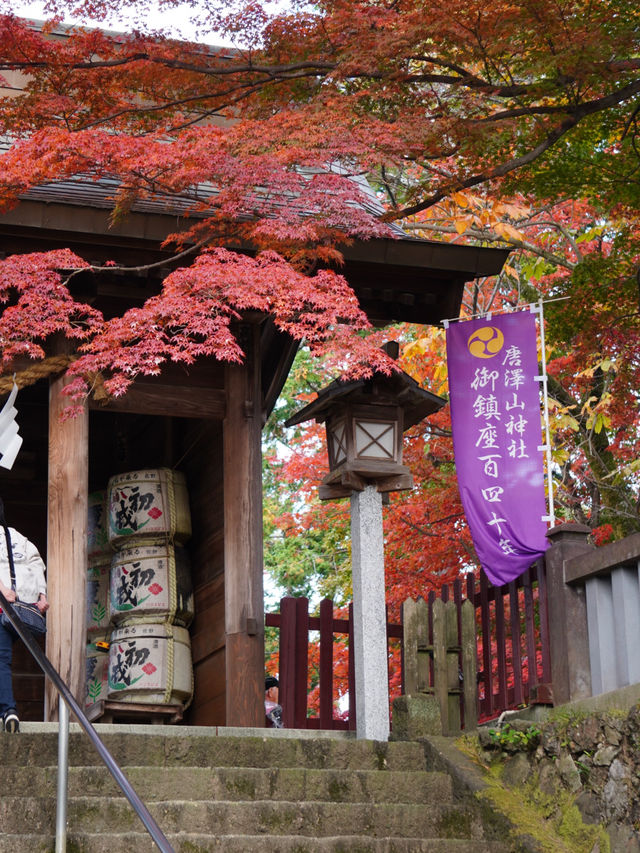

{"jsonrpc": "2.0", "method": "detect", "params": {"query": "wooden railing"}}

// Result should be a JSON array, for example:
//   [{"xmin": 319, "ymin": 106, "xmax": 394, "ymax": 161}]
[
  {"xmin": 265, "ymin": 597, "xmax": 402, "ymax": 730},
  {"xmin": 403, "ymin": 559, "xmax": 551, "ymax": 724},
  {"xmin": 402, "ymin": 596, "xmax": 478, "ymax": 734},
  {"xmin": 563, "ymin": 533, "xmax": 640, "ymax": 696},
  {"xmin": 265, "ymin": 559, "xmax": 551, "ymax": 729}
]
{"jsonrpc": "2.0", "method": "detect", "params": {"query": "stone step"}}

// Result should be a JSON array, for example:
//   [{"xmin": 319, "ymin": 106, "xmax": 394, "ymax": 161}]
[
  {"xmin": 1, "ymin": 796, "xmax": 485, "ymax": 839},
  {"xmin": 0, "ymin": 834, "xmax": 510, "ymax": 853},
  {"xmin": 2, "ymin": 765, "xmax": 453, "ymax": 804},
  {"xmin": 0, "ymin": 730, "xmax": 428, "ymax": 772}
]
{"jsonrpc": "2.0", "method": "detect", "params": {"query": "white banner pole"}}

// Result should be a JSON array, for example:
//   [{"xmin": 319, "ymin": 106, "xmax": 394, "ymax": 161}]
[{"xmin": 531, "ymin": 299, "xmax": 555, "ymax": 527}]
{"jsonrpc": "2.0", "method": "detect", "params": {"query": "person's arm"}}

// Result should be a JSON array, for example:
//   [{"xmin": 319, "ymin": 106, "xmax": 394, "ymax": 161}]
[
  {"xmin": 0, "ymin": 579, "xmax": 16, "ymax": 603},
  {"xmin": 24, "ymin": 536, "xmax": 47, "ymax": 600}
]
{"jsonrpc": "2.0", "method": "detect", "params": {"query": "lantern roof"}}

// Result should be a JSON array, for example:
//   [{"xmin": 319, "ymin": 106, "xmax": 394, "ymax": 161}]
[{"xmin": 285, "ymin": 367, "xmax": 446, "ymax": 431}]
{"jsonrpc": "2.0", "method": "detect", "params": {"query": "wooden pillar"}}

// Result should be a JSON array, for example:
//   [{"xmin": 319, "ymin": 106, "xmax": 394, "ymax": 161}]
[
  {"xmin": 46, "ymin": 370, "xmax": 89, "ymax": 720},
  {"xmin": 545, "ymin": 523, "xmax": 594, "ymax": 705},
  {"xmin": 223, "ymin": 323, "xmax": 265, "ymax": 727}
]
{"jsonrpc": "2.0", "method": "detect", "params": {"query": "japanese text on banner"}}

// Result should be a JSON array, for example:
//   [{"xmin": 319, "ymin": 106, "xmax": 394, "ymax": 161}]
[{"xmin": 446, "ymin": 312, "xmax": 549, "ymax": 585}]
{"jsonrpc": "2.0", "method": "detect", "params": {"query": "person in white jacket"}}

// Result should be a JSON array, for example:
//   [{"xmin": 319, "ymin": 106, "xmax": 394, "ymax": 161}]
[{"xmin": 0, "ymin": 527, "xmax": 48, "ymax": 733}]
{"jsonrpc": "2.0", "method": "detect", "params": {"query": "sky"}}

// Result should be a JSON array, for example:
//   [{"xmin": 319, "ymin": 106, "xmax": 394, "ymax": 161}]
[{"xmin": 11, "ymin": 2, "xmax": 211, "ymax": 41}]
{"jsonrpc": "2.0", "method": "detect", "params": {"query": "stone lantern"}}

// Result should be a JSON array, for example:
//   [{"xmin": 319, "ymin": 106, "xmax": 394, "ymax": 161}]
[
  {"xmin": 286, "ymin": 346, "xmax": 446, "ymax": 740},
  {"xmin": 287, "ymin": 344, "xmax": 445, "ymax": 500}
]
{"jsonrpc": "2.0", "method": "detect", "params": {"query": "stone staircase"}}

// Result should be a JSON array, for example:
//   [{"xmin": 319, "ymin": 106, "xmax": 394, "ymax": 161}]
[{"xmin": 0, "ymin": 724, "xmax": 510, "ymax": 852}]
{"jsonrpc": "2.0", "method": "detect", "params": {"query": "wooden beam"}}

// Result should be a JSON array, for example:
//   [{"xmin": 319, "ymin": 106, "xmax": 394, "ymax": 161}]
[
  {"xmin": 90, "ymin": 384, "xmax": 226, "ymax": 419},
  {"xmin": 261, "ymin": 323, "xmax": 299, "ymax": 420},
  {"xmin": 46, "ymin": 365, "xmax": 89, "ymax": 719},
  {"xmin": 223, "ymin": 324, "xmax": 265, "ymax": 727}
]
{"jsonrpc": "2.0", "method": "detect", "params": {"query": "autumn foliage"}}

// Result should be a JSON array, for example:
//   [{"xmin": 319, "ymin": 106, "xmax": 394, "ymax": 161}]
[{"xmin": 0, "ymin": 2, "xmax": 638, "ymax": 586}]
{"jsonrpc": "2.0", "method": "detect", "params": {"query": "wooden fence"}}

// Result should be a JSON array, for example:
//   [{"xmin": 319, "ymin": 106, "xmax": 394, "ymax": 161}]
[
  {"xmin": 264, "ymin": 558, "xmax": 551, "ymax": 729},
  {"xmin": 265, "ymin": 596, "xmax": 402, "ymax": 730},
  {"xmin": 423, "ymin": 559, "xmax": 552, "ymax": 721},
  {"xmin": 563, "ymin": 533, "xmax": 640, "ymax": 696},
  {"xmin": 402, "ymin": 596, "xmax": 478, "ymax": 734}
]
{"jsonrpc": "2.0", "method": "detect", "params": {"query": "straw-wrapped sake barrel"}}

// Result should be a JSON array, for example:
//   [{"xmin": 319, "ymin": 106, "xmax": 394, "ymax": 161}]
[
  {"xmin": 107, "ymin": 468, "xmax": 191, "ymax": 548},
  {"xmin": 86, "ymin": 642, "xmax": 110, "ymax": 710},
  {"xmin": 107, "ymin": 623, "xmax": 193, "ymax": 706},
  {"xmin": 109, "ymin": 541, "xmax": 194, "ymax": 628},
  {"xmin": 86, "ymin": 559, "xmax": 111, "ymax": 639}
]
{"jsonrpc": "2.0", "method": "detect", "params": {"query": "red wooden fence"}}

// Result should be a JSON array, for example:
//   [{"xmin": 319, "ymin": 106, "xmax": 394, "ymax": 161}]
[
  {"xmin": 265, "ymin": 558, "xmax": 551, "ymax": 729},
  {"xmin": 265, "ymin": 598, "xmax": 402, "ymax": 730}
]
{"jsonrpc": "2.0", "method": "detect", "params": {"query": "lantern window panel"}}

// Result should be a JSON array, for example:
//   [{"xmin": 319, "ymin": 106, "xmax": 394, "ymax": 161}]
[
  {"xmin": 354, "ymin": 420, "xmax": 397, "ymax": 460},
  {"xmin": 329, "ymin": 420, "xmax": 348, "ymax": 466}
]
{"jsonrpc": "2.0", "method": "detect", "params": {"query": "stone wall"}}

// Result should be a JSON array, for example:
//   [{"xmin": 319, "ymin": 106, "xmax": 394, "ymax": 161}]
[{"xmin": 478, "ymin": 704, "xmax": 640, "ymax": 852}]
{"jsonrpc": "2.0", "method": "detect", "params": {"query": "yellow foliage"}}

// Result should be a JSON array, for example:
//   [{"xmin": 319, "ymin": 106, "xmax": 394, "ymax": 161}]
[{"xmin": 452, "ymin": 191, "xmax": 469, "ymax": 208}]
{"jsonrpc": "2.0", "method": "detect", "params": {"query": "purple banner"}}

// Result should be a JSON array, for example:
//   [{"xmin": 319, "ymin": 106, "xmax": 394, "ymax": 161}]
[{"xmin": 446, "ymin": 311, "xmax": 549, "ymax": 586}]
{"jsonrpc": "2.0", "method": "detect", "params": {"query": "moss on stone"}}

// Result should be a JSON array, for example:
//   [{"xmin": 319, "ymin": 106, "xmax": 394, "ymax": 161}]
[
  {"xmin": 178, "ymin": 843, "xmax": 210, "ymax": 853},
  {"xmin": 327, "ymin": 774, "xmax": 350, "ymax": 802},
  {"xmin": 436, "ymin": 807, "xmax": 473, "ymax": 839},
  {"xmin": 224, "ymin": 774, "xmax": 257, "ymax": 798},
  {"xmin": 458, "ymin": 736, "xmax": 610, "ymax": 853}
]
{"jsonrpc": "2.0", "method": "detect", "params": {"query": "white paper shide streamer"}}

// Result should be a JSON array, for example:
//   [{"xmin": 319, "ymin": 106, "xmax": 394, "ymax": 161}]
[{"xmin": 0, "ymin": 380, "xmax": 23, "ymax": 470}]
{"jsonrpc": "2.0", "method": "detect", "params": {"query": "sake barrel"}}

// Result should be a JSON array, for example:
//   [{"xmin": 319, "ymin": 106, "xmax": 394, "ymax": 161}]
[
  {"xmin": 107, "ymin": 468, "xmax": 192, "ymax": 547},
  {"xmin": 86, "ymin": 559, "xmax": 111, "ymax": 638},
  {"xmin": 86, "ymin": 641, "xmax": 110, "ymax": 710},
  {"xmin": 107, "ymin": 623, "xmax": 193, "ymax": 706},
  {"xmin": 109, "ymin": 541, "xmax": 194, "ymax": 628},
  {"xmin": 88, "ymin": 490, "xmax": 111, "ymax": 560}
]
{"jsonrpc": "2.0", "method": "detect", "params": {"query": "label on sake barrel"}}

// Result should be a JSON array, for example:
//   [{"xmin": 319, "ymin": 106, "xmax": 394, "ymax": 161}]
[
  {"xmin": 88, "ymin": 490, "xmax": 110, "ymax": 559},
  {"xmin": 107, "ymin": 623, "xmax": 192, "ymax": 704},
  {"xmin": 86, "ymin": 643, "xmax": 110, "ymax": 708},
  {"xmin": 110, "ymin": 542, "xmax": 194, "ymax": 627},
  {"xmin": 86, "ymin": 560, "xmax": 111, "ymax": 636},
  {"xmin": 107, "ymin": 468, "xmax": 192, "ymax": 545}
]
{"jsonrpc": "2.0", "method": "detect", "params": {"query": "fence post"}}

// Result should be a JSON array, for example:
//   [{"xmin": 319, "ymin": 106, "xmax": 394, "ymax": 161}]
[
  {"xmin": 278, "ymin": 596, "xmax": 297, "ymax": 729},
  {"xmin": 293, "ymin": 597, "xmax": 310, "ymax": 727},
  {"xmin": 392, "ymin": 598, "xmax": 440, "ymax": 740},
  {"xmin": 433, "ymin": 599, "xmax": 461, "ymax": 735},
  {"xmin": 545, "ymin": 523, "xmax": 594, "ymax": 704},
  {"xmin": 319, "ymin": 598, "xmax": 334, "ymax": 729},
  {"xmin": 460, "ymin": 599, "xmax": 478, "ymax": 730},
  {"xmin": 401, "ymin": 598, "xmax": 429, "ymax": 694}
]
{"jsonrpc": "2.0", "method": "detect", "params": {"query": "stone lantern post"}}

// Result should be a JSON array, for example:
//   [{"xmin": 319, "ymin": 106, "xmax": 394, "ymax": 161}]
[{"xmin": 286, "ymin": 346, "xmax": 445, "ymax": 740}]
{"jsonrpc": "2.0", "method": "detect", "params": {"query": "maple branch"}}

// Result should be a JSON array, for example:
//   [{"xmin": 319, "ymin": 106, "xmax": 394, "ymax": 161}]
[
  {"xmin": 403, "ymin": 222, "xmax": 575, "ymax": 269},
  {"xmin": 390, "ymin": 77, "xmax": 640, "ymax": 219},
  {"xmin": 9, "ymin": 46, "xmax": 637, "ymax": 108},
  {"xmin": 65, "ymin": 237, "xmax": 210, "ymax": 282},
  {"xmin": 529, "ymin": 219, "xmax": 585, "ymax": 263},
  {"xmin": 76, "ymin": 77, "xmax": 268, "ymax": 130},
  {"xmin": 0, "ymin": 54, "xmax": 337, "ymax": 77},
  {"xmin": 409, "ymin": 55, "xmax": 529, "ymax": 96},
  {"xmin": 0, "ymin": 52, "xmax": 151, "ymax": 71},
  {"xmin": 397, "ymin": 511, "xmax": 464, "ymax": 538}
]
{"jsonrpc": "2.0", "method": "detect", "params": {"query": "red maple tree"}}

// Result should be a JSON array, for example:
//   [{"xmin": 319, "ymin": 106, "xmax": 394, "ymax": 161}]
[{"xmin": 0, "ymin": 2, "xmax": 637, "ymax": 403}]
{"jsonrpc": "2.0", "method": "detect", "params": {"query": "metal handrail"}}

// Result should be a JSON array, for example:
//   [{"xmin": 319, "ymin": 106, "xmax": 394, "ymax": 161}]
[
  {"xmin": 0, "ymin": 589, "xmax": 174, "ymax": 853},
  {"xmin": 56, "ymin": 696, "xmax": 69, "ymax": 853}
]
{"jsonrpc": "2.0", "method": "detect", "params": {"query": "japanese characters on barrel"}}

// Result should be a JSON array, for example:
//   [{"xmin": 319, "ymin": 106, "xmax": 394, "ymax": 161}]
[{"xmin": 85, "ymin": 468, "xmax": 194, "ymax": 714}]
